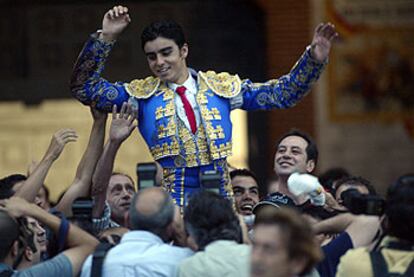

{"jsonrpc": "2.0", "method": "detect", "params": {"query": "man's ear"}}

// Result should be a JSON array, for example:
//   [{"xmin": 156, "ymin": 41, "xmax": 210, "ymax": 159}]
[
  {"xmin": 306, "ymin": 160, "xmax": 315, "ymax": 173},
  {"xmin": 290, "ymin": 256, "xmax": 308, "ymax": 276},
  {"xmin": 161, "ymin": 222, "xmax": 174, "ymax": 243},
  {"xmin": 186, "ymin": 235, "xmax": 199, "ymax": 252},
  {"xmin": 23, "ymin": 247, "xmax": 33, "ymax": 262},
  {"xmin": 8, "ymin": 240, "xmax": 20, "ymax": 258},
  {"xmin": 180, "ymin": 43, "xmax": 189, "ymax": 59}
]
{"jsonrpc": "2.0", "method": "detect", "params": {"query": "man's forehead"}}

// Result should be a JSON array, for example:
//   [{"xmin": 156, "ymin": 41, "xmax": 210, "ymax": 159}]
[
  {"xmin": 144, "ymin": 37, "xmax": 178, "ymax": 53},
  {"xmin": 254, "ymin": 224, "xmax": 284, "ymax": 242},
  {"xmin": 278, "ymin": 135, "xmax": 308, "ymax": 149},
  {"xmin": 109, "ymin": 174, "xmax": 134, "ymax": 185},
  {"xmin": 232, "ymin": 176, "xmax": 258, "ymax": 188},
  {"xmin": 26, "ymin": 216, "xmax": 38, "ymax": 225}
]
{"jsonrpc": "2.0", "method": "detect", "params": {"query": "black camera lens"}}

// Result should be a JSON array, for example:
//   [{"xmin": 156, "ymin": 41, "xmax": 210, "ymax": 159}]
[
  {"xmin": 340, "ymin": 188, "xmax": 385, "ymax": 215},
  {"xmin": 340, "ymin": 188, "xmax": 360, "ymax": 207}
]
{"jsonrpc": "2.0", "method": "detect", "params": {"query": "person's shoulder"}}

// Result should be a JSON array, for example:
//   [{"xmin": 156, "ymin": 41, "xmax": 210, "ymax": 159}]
[
  {"xmin": 342, "ymin": 247, "xmax": 370, "ymax": 259},
  {"xmin": 336, "ymin": 247, "xmax": 371, "ymax": 277},
  {"xmin": 167, "ymin": 245, "xmax": 194, "ymax": 256},
  {"xmin": 14, "ymin": 253, "xmax": 73, "ymax": 277},
  {"xmin": 198, "ymin": 70, "xmax": 241, "ymax": 98},
  {"xmin": 125, "ymin": 76, "xmax": 160, "ymax": 99}
]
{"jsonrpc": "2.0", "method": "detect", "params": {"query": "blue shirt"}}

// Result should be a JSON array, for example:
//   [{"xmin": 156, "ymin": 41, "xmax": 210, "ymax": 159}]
[
  {"xmin": 317, "ymin": 231, "xmax": 353, "ymax": 277},
  {"xmin": 0, "ymin": 254, "xmax": 72, "ymax": 277}
]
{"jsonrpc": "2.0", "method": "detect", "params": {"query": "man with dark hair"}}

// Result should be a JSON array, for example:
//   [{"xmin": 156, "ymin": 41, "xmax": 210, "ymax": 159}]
[
  {"xmin": 0, "ymin": 197, "xmax": 98, "ymax": 276},
  {"xmin": 334, "ymin": 176, "xmax": 377, "ymax": 210},
  {"xmin": 337, "ymin": 174, "xmax": 414, "ymax": 276},
  {"xmin": 272, "ymin": 129, "xmax": 380, "ymax": 277},
  {"xmin": 81, "ymin": 187, "xmax": 193, "ymax": 276},
  {"xmin": 178, "ymin": 190, "xmax": 249, "ymax": 277},
  {"xmin": 230, "ymin": 168, "xmax": 260, "ymax": 216},
  {"xmin": 318, "ymin": 167, "xmax": 350, "ymax": 193},
  {"xmin": 70, "ymin": 5, "xmax": 337, "ymax": 207},
  {"xmin": 0, "ymin": 174, "xmax": 27, "ymax": 200},
  {"xmin": 251, "ymin": 206, "xmax": 322, "ymax": 277},
  {"xmin": 273, "ymin": 129, "xmax": 320, "ymax": 205}
]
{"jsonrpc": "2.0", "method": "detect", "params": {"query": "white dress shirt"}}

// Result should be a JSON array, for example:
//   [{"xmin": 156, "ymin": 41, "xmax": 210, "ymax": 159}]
[
  {"xmin": 169, "ymin": 72, "xmax": 201, "ymax": 132},
  {"xmin": 81, "ymin": 231, "xmax": 193, "ymax": 277}
]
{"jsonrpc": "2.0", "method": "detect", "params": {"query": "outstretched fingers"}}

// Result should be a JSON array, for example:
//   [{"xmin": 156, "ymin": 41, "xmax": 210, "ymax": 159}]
[
  {"xmin": 112, "ymin": 104, "xmax": 118, "ymax": 120},
  {"xmin": 119, "ymin": 102, "xmax": 128, "ymax": 119},
  {"xmin": 56, "ymin": 129, "xmax": 78, "ymax": 144}
]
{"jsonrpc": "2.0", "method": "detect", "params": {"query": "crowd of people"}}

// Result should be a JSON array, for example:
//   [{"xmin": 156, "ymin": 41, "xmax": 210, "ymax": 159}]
[{"xmin": 1, "ymin": 5, "xmax": 413, "ymax": 277}]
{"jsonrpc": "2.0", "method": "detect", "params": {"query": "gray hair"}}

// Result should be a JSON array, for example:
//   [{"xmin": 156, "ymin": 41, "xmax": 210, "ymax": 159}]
[{"xmin": 128, "ymin": 190, "xmax": 175, "ymax": 241}]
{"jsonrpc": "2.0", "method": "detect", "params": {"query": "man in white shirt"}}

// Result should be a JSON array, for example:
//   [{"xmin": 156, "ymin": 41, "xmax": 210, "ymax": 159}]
[{"xmin": 81, "ymin": 187, "xmax": 193, "ymax": 277}]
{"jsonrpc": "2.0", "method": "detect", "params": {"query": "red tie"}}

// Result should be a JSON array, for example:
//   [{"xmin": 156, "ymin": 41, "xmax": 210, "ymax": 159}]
[{"xmin": 176, "ymin": 86, "xmax": 197, "ymax": 134}]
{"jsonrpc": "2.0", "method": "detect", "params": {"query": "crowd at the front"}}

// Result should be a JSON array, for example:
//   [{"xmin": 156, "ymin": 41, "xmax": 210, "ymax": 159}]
[{"xmin": 0, "ymin": 106, "xmax": 413, "ymax": 277}]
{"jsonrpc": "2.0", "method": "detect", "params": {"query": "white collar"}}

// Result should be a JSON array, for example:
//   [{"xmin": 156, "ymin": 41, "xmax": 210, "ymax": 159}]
[{"xmin": 169, "ymin": 71, "xmax": 197, "ymax": 93}]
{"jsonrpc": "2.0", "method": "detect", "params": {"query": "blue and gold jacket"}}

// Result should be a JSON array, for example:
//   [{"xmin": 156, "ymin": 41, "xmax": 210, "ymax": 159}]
[{"xmin": 70, "ymin": 34, "xmax": 325, "ymax": 205}]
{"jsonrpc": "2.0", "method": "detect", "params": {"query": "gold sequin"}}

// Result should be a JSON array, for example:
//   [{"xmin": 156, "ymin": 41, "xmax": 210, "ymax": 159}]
[
  {"xmin": 199, "ymin": 71, "xmax": 241, "ymax": 98},
  {"xmin": 126, "ymin": 76, "xmax": 160, "ymax": 99}
]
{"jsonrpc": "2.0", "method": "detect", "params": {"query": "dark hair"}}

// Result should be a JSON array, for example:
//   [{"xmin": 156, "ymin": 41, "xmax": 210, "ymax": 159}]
[
  {"xmin": 385, "ymin": 174, "xmax": 414, "ymax": 243},
  {"xmin": 318, "ymin": 167, "xmax": 350, "ymax": 192},
  {"xmin": 230, "ymin": 168, "xmax": 259, "ymax": 184},
  {"xmin": 0, "ymin": 211, "xmax": 19, "ymax": 261},
  {"xmin": 276, "ymin": 129, "xmax": 318, "ymax": 166},
  {"xmin": 141, "ymin": 20, "xmax": 186, "ymax": 50},
  {"xmin": 0, "ymin": 213, "xmax": 36, "ymax": 268},
  {"xmin": 184, "ymin": 190, "xmax": 241, "ymax": 250},
  {"xmin": 0, "ymin": 174, "xmax": 27, "ymax": 200},
  {"xmin": 254, "ymin": 207, "xmax": 322, "ymax": 275},
  {"xmin": 335, "ymin": 176, "xmax": 377, "ymax": 196},
  {"xmin": 128, "ymin": 190, "xmax": 174, "ymax": 241}
]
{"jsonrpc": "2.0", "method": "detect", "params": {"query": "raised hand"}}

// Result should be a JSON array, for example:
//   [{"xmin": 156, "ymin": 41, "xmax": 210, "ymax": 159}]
[
  {"xmin": 101, "ymin": 5, "xmax": 131, "ymax": 42},
  {"xmin": 310, "ymin": 22, "xmax": 338, "ymax": 63},
  {"xmin": 90, "ymin": 106, "xmax": 108, "ymax": 123},
  {"xmin": 109, "ymin": 102, "xmax": 137, "ymax": 143},
  {"xmin": 45, "ymin": 128, "xmax": 78, "ymax": 161}
]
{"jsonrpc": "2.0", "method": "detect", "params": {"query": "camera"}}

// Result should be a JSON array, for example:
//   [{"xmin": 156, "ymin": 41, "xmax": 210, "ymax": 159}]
[
  {"xmin": 72, "ymin": 197, "xmax": 93, "ymax": 220},
  {"xmin": 136, "ymin": 162, "xmax": 157, "ymax": 190},
  {"xmin": 200, "ymin": 170, "xmax": 221, "ymax": 194},
  {"xmin": 341, "ymin": 188, "xmax": 386, "ymax": 215},
  {"xmin": 71, "ymin": 197, "xmax": 95, "ymax": 235}
]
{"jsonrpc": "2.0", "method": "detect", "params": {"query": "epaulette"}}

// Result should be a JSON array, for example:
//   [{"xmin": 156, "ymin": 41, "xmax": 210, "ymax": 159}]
[
  {"xmin": 125, "ymin": 76, "xmax": 160, "ymax": 99},
  {"xmin": 199, "ymin": 71, "xmax": 241, "ymax": 98}
]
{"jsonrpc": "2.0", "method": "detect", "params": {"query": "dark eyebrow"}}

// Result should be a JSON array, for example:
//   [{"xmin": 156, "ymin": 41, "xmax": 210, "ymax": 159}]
[
  {"xmin": 126, "ymin": 184, "xmax": 135, "ymax": 190},
  {"xmin": 232, "ymin": 185, "xmax": 244, "ymax": 190},
  {"xmin": 110, "ymin": 184, "xmax": 122, "ymax": 193},
  {"xmin": 145, "ymin": 46, "xmax": 173, "ymax": 57}
]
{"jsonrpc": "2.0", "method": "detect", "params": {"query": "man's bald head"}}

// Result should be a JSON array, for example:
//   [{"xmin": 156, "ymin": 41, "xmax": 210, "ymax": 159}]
[
  {"xmin": 135, "ymin": 187, "xmax": 168, "ymax": 216},
  {"xmin": 129, "ymin": 187, "xmax": 175, "ymax": 241}
]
